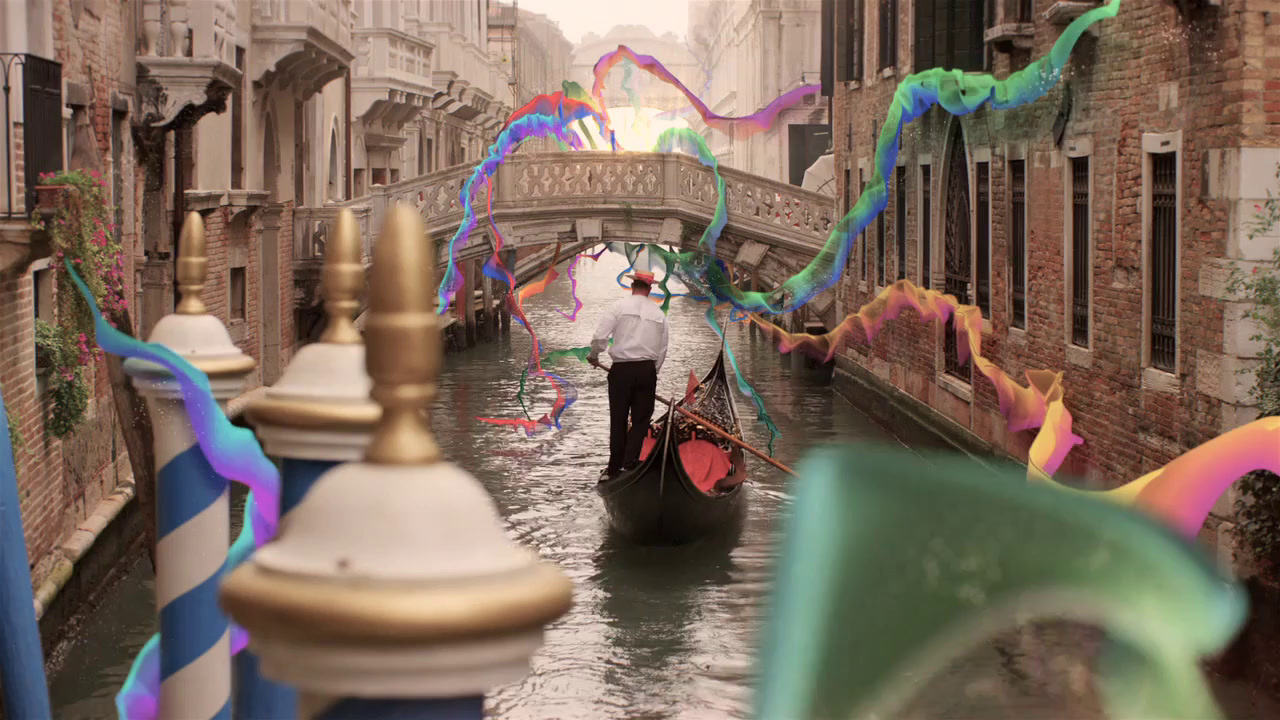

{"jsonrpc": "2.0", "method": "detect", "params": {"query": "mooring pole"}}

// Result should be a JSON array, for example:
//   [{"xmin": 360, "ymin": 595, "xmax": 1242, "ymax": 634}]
[
  {"xmin": 125, "ymin": 212, "xmax": 255, "ymax": 720},
  {"xmin": 0, "ymin": 386, "xmax": 52, "ymax": 720},
  {"xmin": 221, "ymin": 205, "xmax": 573, "ymax": 719},
  {"xmin": 233, "ymin": 210, "xmax": 380, "ymax": 717}
]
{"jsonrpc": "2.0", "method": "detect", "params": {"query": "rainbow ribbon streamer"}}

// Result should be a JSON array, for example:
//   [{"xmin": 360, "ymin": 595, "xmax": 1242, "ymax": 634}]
[{"xmin": 63, "ymin": 264, "xmax": 280, "ymax": 720}]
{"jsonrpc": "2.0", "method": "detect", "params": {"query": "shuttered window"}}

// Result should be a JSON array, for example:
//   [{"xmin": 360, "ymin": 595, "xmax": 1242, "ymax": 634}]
[
  {"xmin": 975, "ymin": 161, "xmax": 990, "ymax": 316},
  {"xmin": 913, "ymin": 0, "xmax": 985, "ymax": 73},
  {"xmin": 879, "ymin": 0, "xmax": 898, "ymax": 71},
  {"xmin": 896, "ymin": 166, "xmax": 907, "ymax": 280}
]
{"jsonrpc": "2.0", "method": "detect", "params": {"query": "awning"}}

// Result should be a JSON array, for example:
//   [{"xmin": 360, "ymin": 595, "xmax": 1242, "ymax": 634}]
[{"xmin": 802, "ymin": 153, "xmax": 836, "ymax": 197}]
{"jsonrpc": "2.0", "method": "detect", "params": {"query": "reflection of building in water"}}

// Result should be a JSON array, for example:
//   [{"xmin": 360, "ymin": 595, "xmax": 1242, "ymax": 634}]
[
  {"xmin": 687, "ymin": 0, "xmax": 831, "ymax": 185},
  {"xmin": 823, "ymin": 0, "xmax": 1276, "ymax": 577}
]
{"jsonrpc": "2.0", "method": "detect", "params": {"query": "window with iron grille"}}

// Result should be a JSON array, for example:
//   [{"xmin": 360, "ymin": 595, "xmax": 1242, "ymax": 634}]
[
  {"xmin": 861, "ymin": 171, "xmax": 869, "ymax": 281},
  {"xmin": 975, "ymin": 161, "xmax": 990, "ymax": 317},
  {"xmin": 921, "ymin": 164, "xmax": 932, "ymax": 289},
  {"xmin": 896, "ymin": 166, "xmax": 906, "ymax": 280},
  {"xmin": 879, "ymin": 0, "xmax": 898, "ymax": 71},
  {"xmin": 944, "ymin": 128, "xmax": 972, "ymax": 380},
  {"xmin": 845, "ymin": 167, "xmax": 854, "ymax": 270},
  {"xmin": 1070, "ymin": 156, "xmax": 1090, "ymax": 347},
  {"xmin": 1009, "ymin": 159, "xmax": 1026, "ymax": 328},
  {"xmin": 1150, "ymin": 152, "xmax": 1177, "ymax": 372},
  {"xmin": 876, "ymin": 184, "xmax": 886, "ymax": 286}
]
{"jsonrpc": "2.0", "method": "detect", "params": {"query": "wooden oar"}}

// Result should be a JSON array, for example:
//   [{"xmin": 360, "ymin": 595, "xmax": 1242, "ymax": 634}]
[{"xmin": 595, "ymin": 363, "xmax": 796, "ymax": 477}]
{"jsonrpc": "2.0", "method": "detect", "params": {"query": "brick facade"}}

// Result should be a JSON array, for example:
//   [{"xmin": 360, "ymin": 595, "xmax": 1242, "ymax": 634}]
[
  {"xmin": 831, "ymin": 0, "xmax": 1277, "ymax": 500},
  {"xmin": 1, "ymin": 0, "xmax": 139, "ymax": 587}
]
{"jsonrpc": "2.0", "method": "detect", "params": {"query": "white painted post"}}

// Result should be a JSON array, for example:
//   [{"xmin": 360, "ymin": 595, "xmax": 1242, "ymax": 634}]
[
  {"xmin": 221, "ymin": 205, "xmax": 573, "ymax": 719},
  {"xmin": 233, "ymin": 209, "xmax": 380, "ymax": 718},
  {"xmin": 124, "ymin": 212, "xmax": 255, "ymax": 720}
]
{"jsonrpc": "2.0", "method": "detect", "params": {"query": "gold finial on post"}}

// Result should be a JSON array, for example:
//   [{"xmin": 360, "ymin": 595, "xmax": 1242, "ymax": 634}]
[
  {"xmin": 175, "ymin": 211, "xmax": 208, "ymax": 315},
  {"xmin": 318, "ymin": 210, "xmax": 365, "ymax": 345},
  {"xmin": 363, "ymin": 204, "xmax": 441, "ymax": 465}
]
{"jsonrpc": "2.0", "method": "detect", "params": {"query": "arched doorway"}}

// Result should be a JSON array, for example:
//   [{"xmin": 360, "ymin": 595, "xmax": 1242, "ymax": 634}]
[
  {"xmin": 943, "ymin": 122, "xmax": 972, "ymax": 380},
  {"xmin": 263, "ymin": 113, "xmax": 279, "ymax": 202}
]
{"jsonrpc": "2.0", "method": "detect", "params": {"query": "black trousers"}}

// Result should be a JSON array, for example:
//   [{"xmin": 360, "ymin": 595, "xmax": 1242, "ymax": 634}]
[{"xmin": 607, "ymin": 359, "xmax": 657, "ymax": 474}]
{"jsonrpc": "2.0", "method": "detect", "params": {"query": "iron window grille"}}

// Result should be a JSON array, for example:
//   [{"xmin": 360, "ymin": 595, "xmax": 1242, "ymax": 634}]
[
  {"xmin": 896, "ymin": 165, "xmax": 907, "ymax": 280},
  {"xmin": 1071, "ymin": 156, "xmax": 1090, "ymax": 347},
  {"xmin": 975, "ymin": 161, "xmax": 990, "ymax": 317},
  {"xmin": 876, "ymin": 185, "xmax": 886, "ymax": 286},
  {"xmin": 921, "ymin": 165, "xmax": 931, "ymax": 290},
  {"xmin": 1150, "ymin": 152, "xmax": 1177, "ymax": 372},
  {"xmin": 944, "ymin": 134, "xmax": 972, "ymax": 381},
  {"xmin": 1009, "ymin": 159, "xmax": 1026, "ymax": 329}
]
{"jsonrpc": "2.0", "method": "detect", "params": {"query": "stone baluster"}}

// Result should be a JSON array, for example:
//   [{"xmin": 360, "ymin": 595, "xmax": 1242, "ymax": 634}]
[
  {"xmin": 125, "ymin": 212, "xmax": 256, "ymax": 720},
  {"xmin": 220, "ymin": 205, "xmax": 573, "ymax": 719},
  {"xmin": 232, "ymin": 210, "xmax": 378, "ymax": 718},
  {"xmin": 140, "ymin": 0, "xmax": 163, "ymax": 56},
  {"xmin": 169, "ymin": 0, "xmax": 191, "ymax": 57}
]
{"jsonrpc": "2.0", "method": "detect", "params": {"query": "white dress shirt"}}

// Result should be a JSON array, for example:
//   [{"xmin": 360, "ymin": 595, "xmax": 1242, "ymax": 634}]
[{"xmin": 588, "ymin": 294, "xmax": 670, "ymax": 372}]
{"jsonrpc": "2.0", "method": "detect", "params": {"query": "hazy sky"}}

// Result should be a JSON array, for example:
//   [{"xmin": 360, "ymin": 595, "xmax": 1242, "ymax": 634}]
[{"xmin": 513, "ymin": 0, "xmax": 690, "ymax": 44}]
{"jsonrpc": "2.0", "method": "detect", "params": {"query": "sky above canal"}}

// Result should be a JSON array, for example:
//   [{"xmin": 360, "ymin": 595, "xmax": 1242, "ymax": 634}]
[{"xmin": 514, "ymin": 0, "xmax": 690, "ymax": 44}]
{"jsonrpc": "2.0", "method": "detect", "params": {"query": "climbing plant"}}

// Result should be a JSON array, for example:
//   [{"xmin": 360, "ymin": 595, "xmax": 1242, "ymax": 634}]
[
  {"xmin": 2, "ymin": 381, "xmax": 22, "ymax": 460},
  {"xmin": 1229, "ymin": 163, "xmax": 1280, "ymax": 579},
  {"xmin": 33, "ymin": 169, "xmax": 127, "ymax": 438}
]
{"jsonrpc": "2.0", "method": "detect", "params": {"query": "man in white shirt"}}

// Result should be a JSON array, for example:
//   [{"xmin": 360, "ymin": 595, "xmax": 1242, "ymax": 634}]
[{"xmin": 588, "ymin": 271, "xmax": 670, "ymax": 479}]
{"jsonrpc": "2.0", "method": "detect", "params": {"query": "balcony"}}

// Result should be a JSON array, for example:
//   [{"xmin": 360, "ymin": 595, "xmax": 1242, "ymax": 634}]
[
  {"xmin": 136, "ymin": 0, "xmax": 242, "ymax": 129},
  {"xmin": 250, "ymin": 0, "xmax": 354, "ymax": 101},
  {"xmin": 985, "ymin": 0, "xmax": 1036, "ymax": 52},
  {"xmin": 352, "ymin": 28, "xmax": 435, "ymax": 129}
]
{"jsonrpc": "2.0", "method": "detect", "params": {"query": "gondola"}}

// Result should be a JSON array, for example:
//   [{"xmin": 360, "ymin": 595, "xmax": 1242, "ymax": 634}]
[{"xmin": 596, "ymin": 348, "xmax": 749, "ymax": 544}]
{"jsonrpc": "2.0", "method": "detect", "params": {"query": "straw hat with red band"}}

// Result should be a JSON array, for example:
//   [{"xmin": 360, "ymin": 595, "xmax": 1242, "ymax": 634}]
[{"xmin": 626, "ymin": 272, "xmax": 656, "ymax": 287}]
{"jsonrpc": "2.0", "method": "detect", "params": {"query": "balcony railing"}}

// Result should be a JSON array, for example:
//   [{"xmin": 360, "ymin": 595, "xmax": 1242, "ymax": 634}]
[
  {"xmin": 1, "ymin": 54, "xmax": 62, "ymax": 218},
  {"xmin": 292, "ymin": 152, "xmax": 836, "ymax": 265}
]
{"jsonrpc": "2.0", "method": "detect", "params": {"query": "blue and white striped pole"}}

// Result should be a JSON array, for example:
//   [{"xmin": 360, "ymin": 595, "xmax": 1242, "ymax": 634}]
[
  {"xmin": 222, "ymin": 205, "xmax": 572, "ymax": 720},
  {"xmin": 125, "ymin": 213, "xmax": 256, "ymax": 720},
  {"xmin": 235, "ymin": 209, "xmax": 379, "ymax": 719},
  {"xmin": 0, "ymin": 385, "xmax": 52, "ymax": 719}
]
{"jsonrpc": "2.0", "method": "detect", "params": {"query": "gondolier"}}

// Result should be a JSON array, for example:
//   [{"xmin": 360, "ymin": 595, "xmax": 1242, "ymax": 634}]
[{"xmin": 588, "ymin": 271, "xmax": 669, "ymax": 479}]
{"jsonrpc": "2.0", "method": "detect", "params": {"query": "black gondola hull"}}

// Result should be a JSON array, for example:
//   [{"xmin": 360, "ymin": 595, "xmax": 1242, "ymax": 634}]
[
  {"xmin": 596, "ymin": 349, "xmax": 748, "ymax": 545},
  {"xmin": 598, "ymin": 452, "xmax": 747, "ymax": 545}
]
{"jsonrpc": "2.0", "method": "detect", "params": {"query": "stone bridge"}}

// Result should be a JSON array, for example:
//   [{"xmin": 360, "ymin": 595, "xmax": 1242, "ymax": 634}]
[{"xmin": 292, "ymin": 151, "xmax": 838, "ymax": 345}]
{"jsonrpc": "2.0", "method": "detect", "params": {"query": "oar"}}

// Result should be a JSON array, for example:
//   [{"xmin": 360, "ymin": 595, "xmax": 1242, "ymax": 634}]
[{"xmin": 594, "ymin": 363, "xmax": 796, "ymax": 477}]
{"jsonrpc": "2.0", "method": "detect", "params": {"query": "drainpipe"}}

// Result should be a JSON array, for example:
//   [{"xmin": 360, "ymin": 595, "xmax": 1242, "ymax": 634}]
[
  {"xmin": 233, "ymin": 210, "xmax": 378, "ymax": 717},
  {"xmin": 125, "ymin": 212, "xmax": 256, "ymax": 720},
  {"xmin": 221, "ymin": 205, "xmax": 572, "ymax": 720}
]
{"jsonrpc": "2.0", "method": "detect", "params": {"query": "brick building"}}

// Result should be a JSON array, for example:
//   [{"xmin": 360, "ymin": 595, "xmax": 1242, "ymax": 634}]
[
  {"xmin": 1, "ymin": 0, "xmax": 142, "ymax": 599},
  {"xmin": 2, "ymin": 0, "xmax": 511, "ymax": 610},
  {"xmin": 823, "ymin": 0, "xmax": 1278, "ymax": 555}
]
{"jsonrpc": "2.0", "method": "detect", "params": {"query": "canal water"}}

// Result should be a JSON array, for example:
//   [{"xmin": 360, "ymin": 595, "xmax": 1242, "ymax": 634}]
[{"xmin": 44, "ymin": 251, "xmax": 1280, "ymax": 718}]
